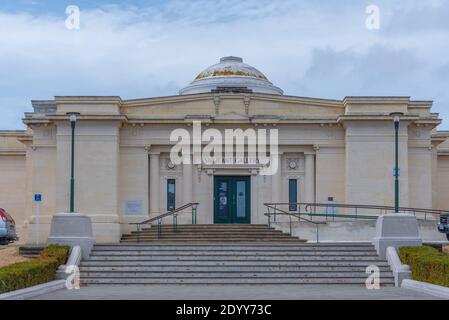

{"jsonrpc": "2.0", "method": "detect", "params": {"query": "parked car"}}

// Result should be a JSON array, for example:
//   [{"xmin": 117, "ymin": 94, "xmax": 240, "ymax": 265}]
[
  {"xmin": 437, "ymin": 213, "xmax": 449, "ymax": 241},
  {"xmin": 0, "ymin": 208, "xmax": 17, "ymax": 244}
]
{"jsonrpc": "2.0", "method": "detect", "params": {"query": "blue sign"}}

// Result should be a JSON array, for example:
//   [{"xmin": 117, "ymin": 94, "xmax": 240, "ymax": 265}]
[
  {"xmin": 392, "ymin": 168, "xmax": 400, "ymax": 177},
  {"xmin": 34, "ymin": 194, "xmax": 42, "ymax": 202}
]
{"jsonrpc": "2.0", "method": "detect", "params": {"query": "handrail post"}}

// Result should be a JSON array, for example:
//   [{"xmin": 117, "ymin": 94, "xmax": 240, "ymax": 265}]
[
  {"xmin": 266, "ymin": 205, "xmax": 271, "ymax": 228},
  {"xmin": 173, "ymin": 213, "xmax": 177, "ymax": 233},
  {"xmin": 137, "ymin": 223, "xmax": 141, "ymax": 243},
  {"xmin": 191, "ymin": 205, "xmax": 197, "ymax": 225},
  {"xmin": 158, "ymin": 218, "xmax": 162, "ymax": 239},
  {"xmin": 289, "ymin": 214, "xmax": 292, "ymax": 235},
  {"xmin": 194, "ymin": 206, "xmax": 197, "ymax": 224},
  {"xmin": 316, "ymin": 224, "xmax": 319, "ymax": 243},
  {"xmin": 274, "ymin": 204, "xmax": 277, "ymax": 222}
]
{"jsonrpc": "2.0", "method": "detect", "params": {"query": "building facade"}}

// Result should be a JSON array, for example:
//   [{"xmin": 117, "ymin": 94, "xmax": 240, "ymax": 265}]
[{"xmin": 1, "ymin": 57, "xmax": 449, "ymax": 244}]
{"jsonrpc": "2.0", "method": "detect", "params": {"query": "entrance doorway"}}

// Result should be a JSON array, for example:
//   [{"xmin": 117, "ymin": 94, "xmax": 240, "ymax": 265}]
[{"xmin": 214, "ymin": 176, "xmax": 251, "ymax": 224}]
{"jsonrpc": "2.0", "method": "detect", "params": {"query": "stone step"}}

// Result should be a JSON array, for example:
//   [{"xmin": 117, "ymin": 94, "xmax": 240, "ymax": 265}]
[
  {"xmin": 120, "ymin": 225, "xmax": 307, "ymax": 243},
  {"xmin": 134, "ymin": 229, "xmax": 284, "ymax": 233},
  {"xmin": 80, "ymin": 260, "xmax": 390, "ymax": 267},
  {"xmin": 123, "ymin": 232, "xmax": 296, "ymax": 237},
  {"xmin": 88, "ymin": 251, "xmax": 378, "ymax": 257},
  {"xmin": 93, "ymin": 243, "xmax": 376, "ymax": 250},
  {"xmin": 80, "ymin": 278, "xmax": 395, "ymax": 285},
  {"xmin": 120, "ymin": 239, "xmax": 305, "ymax": 243},
  {"xmin": 92, "ymin": 227, "xmax": 393, "ymax": 287},
  {"xmin": 80, "ymin": 271, "xmax": 394, "ymax": 278},
  {"xmin": 136, "ymin": 228, "xmax": 277, "ymax": 232},
  {"xmin": 18, "ymin": 245, "xmax": 44, "ymax": 258},
  {"xmin": 121, "ymin": 236, "xmax": 298, "ymax": 240},
  {"xmin": 84, "ymin": 255, "xmax": 384, "ymax": 261},
  {"xmin": 126, "ymin": 232, "xmax": 291, "ymax": 237},
  {"xmin": 141, "ymin": 224, "xmax": 269, "ymax": 228},
  {"xmin": 131, "ymin": 226, "xmax": 282, "ymax": 233},
  {"xmin": 79, "ymin": 265, "xmax": 392, "ymax": 272},
  {"xmin": 90, "ymin": 246, "xmax": 376, "ymax": 252}
]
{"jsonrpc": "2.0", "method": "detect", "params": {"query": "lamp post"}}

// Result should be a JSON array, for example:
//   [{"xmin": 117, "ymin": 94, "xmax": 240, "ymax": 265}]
[
  {"xmin": 390, "ymin": 112, "xmax": 404, "ymax": 213},
  {"xmin": 67, "ymin": 112, "xmax": 80, "ymax": 213}
]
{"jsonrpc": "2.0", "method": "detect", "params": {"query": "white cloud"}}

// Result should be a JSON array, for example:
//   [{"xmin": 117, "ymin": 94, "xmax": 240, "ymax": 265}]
[{"xmin": 0, "ymin": 0, "xmax": 448, "ymax": 129}]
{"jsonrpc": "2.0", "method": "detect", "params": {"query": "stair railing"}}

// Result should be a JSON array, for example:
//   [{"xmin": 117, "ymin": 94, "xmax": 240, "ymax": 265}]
[
  {"xmin": 264, "ymin": 203, "xmax": 325, "ymax": 242},
  {"xmin": 264, "ymin": 202, "xmax": 448, "ymax": 242},
  {"xmin": 265, "ymin": 202, "xmax": 446, "ymax": 221},
  {"xmin": 130, "ymin": 202, "xmax": 199, "ymax": 242}
]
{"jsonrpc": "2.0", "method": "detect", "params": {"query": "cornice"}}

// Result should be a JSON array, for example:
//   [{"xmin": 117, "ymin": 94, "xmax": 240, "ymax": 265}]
[
  {"xmin": 432, "ymin": 131, "xmax": 449, "ymax": 139},
  {"xmin": 0, "ymin": 150, "xmax": 26, "ymax": 156},
  {"xmin": 0, "ymin": 130, "xmax": 28, "ymax": 137},
  {"xmin": 343, "ymin": 96, "xmax": 411, "ymax": 105},
  {"xmin": 23, "ymin": 114, "xmax": 128, "ymax": 125},
  {"xmin": 338, "ymin": 115, "xmax": 420, "ymax": 122},
  {"xmin": 124, "ymin": 92, "xmax": 344, "ymax": 108},
  {"xmin": 55, "ymin": 96, "xmax": 123, "ymax": 105}
]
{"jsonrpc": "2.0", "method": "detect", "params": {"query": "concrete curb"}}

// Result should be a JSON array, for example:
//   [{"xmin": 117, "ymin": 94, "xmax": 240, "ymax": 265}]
[
  {"xmin": 402, "ymin": 279, "xmax": 449, "ymax": 299},
  {"xmin": 0, "ymin": 280, "xmax": 66, "ymax": 300}
]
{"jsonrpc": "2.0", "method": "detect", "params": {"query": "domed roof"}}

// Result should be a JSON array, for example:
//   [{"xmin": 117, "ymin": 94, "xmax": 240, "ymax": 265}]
[{"xmin": 179, "ymin": 56, "xmax": 283, "ymax": 95}]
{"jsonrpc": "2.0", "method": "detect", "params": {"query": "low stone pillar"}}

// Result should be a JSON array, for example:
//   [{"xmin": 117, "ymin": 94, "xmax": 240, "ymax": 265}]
[
  {"xmin": 47, "ymin": 212, "xmax": 94, "ymax": 259},
  {"xmin": 372, "ymin": 213, "xmax": 422, "ymax": 259},
  {"xmin": 443, "ymin": 245, "xmax": 449, "ymax": 255}
]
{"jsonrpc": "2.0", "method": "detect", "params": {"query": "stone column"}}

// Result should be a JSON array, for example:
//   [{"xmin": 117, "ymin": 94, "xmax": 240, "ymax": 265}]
[
  {"xmin": 149, "ymin": 153, "xmax": 160, "ymax": 216},
  {"xmin": 182, "ymin": 154, "xmax": 193, "ymax": 204},
  {"xmin": 271, "ymin": 153, "xmax": 282, "ymax": 203},
  {"xmin": 305, "ymin": 153, "xmax": 315, "ymax": 203}
]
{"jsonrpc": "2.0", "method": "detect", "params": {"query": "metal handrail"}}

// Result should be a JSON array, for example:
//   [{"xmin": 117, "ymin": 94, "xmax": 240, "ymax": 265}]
[
  {"xmin": 264, "ymin": 202, "xmax": 447, "ymax": 221},
  {"xmin": 264, "ymin": 203, "xmax": 325, "ymax": 242},
  {"xmin": 130, "ymin": 202, "xmax": 199, "ymax": 242},
  {"xmin": 263, "ymin": 202, "xmax": 449, "ymax": 242}
]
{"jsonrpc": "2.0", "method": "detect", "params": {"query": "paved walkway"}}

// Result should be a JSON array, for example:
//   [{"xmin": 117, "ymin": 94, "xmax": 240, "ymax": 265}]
[{"xmin": 31, "ymin": 285, "xmax": 441, "ymax": 300}]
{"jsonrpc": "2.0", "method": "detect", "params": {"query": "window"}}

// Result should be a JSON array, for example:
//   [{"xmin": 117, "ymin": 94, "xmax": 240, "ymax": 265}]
[
  {"xmin": 167, "ymin": 179, "xmax": 176, "ymax": 211},
  {"xmin": 288, "ymin": 179, "xmax": 297, "ymax": 211}
]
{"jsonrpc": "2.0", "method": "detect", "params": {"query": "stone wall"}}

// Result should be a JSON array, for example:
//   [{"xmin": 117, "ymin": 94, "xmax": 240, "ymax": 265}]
[{"xmin": 272, "ymin": 219, "xmax": 447, "ymax": 243}]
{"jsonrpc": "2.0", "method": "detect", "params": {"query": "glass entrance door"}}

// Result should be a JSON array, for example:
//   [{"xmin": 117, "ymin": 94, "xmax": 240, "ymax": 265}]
[{"xmin": 214, "ymin": 176, "xmax": 251, "ymax": 224}]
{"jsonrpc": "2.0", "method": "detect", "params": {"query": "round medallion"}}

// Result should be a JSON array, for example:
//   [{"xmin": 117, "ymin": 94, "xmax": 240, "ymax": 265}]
[
  {"xmin": 167, "ymin": 161, "xmax": 175, "ymax": 169},
  {"xmin": 288, "ymin": 160, "xmax": 297, "ymax": 169}
]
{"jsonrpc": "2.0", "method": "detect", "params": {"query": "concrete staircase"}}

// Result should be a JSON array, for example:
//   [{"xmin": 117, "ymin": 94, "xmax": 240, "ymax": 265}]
[
  {"xmin": 120, "ymin": 224, "xmax": 306, "ymax": 243},
  {"xmin": 79, "ymin": 242, "xmax": 395, "ymax": 286},
  {"xmin": 18, "ymin": 245, "xmax": 44, "ymax": 258}
]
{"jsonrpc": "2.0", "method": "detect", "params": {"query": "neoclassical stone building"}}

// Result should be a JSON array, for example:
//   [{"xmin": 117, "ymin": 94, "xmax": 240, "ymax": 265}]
[{"xmin": 0, "ymin": 56, "xmax": 449, "ymax": 243}]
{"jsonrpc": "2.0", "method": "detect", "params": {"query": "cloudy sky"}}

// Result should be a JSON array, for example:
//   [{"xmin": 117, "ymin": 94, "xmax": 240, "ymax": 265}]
[{"xmin": 0, "ymin": 0, "xmax": 448, "ymax": 129}]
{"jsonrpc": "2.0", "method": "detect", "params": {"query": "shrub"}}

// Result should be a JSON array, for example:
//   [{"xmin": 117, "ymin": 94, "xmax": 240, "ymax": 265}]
[
  {"xmin": 399, "ymin": 246, "xmax": 449, "ymax": 287},
  {"xmin": 40, "ymin": 244, "xmax": 70, "ymax": 265},
  {"xmin": 0, "ymin": 244, "xmax": 70, "ymax": 294}
]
